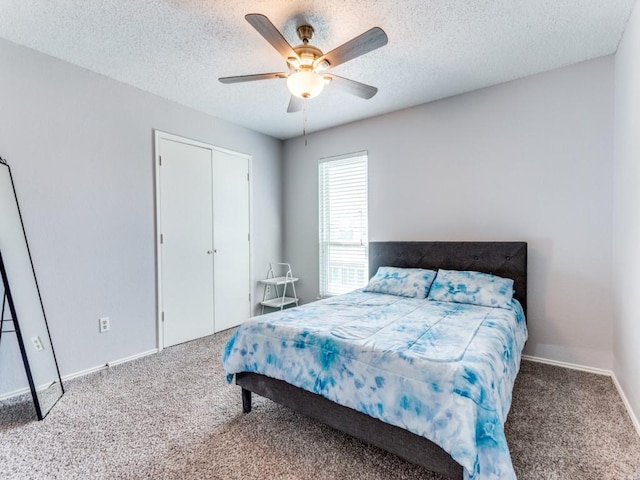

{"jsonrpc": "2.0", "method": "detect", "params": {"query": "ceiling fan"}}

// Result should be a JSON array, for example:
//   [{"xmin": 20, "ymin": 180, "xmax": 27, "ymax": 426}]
[{"xmin": 219, "ymin": 14, "xmax": 388, "ymax": 113}]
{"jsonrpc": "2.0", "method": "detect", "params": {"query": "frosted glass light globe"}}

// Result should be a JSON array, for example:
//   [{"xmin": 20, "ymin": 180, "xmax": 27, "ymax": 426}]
[{"xmin": 287, "ymin": 70, "xmax": 325, "ymax": 99}]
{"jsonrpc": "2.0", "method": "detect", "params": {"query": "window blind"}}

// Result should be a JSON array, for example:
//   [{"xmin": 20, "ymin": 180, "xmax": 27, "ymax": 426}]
[{"xmin": 319, "ymin": 152, "xmax": 368, "ymax": 297}]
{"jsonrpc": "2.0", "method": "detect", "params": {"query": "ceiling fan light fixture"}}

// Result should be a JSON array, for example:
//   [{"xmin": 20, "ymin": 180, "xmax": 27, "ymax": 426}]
[
  {"xmin": 287, "ymin": 69, "xmax": 325, "ymax": 99},
  {"xmin": 315, "ymin": 59, "xmax": 330, "ymax": 71},
  {"xmin": 220, "ymin": 14, "xmax": 388, "ymax": 110},
  {"xmin": 287, "ymin": 56, "xmax": 301, "ymax": 69}
]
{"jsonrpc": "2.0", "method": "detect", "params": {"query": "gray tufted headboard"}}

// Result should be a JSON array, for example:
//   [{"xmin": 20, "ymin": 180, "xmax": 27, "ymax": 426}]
[{"xmin": 368, "ymin": 241, "xmax": 527, "ymax": 314}]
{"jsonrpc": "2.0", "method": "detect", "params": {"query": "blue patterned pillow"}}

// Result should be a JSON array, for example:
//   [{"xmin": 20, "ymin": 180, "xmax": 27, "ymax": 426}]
[
  {"xmin": 363, "ymin": 267, "xmax": 437, "ymax": 298},
  {"xmin": 427, "ymin": 269, "xmax": 514, "ymax": 309}
]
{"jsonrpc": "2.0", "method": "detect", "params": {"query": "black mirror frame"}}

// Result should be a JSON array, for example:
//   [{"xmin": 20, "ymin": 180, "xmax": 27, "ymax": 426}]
[{"xmin": 0, "ymin": 157, "xmax": 64, "ymax": 420}]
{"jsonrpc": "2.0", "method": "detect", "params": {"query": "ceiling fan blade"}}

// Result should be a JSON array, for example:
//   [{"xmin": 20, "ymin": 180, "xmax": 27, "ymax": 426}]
[
  {"xmin": 315, "ymin": 27, "xmax": 388, "ymax": 69},
  {"xmin": 219, "ymin": 72, "xmax": 288, "ymax": 84},
  {"xmin": 325, "ymin": 74, "xmax": 378, "ymax": 99},
  {"xmin": 245, "ymin": 14, "xmax": 300, "ymax": 61},
  {"xmin": 287, "ymin": 96, "xmax": 304, "ymax": 113}
]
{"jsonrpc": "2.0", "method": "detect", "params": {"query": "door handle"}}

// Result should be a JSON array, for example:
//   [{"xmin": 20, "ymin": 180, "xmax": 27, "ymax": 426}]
[{"xmin": 207, "ymin": 250, "xmax": 213, "ymax": 255}]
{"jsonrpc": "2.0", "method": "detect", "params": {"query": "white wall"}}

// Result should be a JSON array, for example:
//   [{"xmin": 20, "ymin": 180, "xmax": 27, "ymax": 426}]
[
  {"xmin": 284, "ymin": 56, "xmax": 614, "ymax": 369},
  {"xmin": 0, "ymin": 38, "xmax": 283, "ymax": 395},
  {"xmin": 613, "ymin": 1, "xmax": 640, "ymax": 427}
]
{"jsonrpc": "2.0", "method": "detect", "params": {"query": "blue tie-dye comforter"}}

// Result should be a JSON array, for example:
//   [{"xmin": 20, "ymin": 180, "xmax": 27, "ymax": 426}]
[{"xmin": 222, "ymin": 290, "xmax": 527, "ymax": 480}]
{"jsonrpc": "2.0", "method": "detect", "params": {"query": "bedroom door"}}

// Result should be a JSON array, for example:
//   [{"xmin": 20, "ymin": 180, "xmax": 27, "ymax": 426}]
[{"xmin": 156, "ymin": 132, "xmax": 251, "ymax": 348}]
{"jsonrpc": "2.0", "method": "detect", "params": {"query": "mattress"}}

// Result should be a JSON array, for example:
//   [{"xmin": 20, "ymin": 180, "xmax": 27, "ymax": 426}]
[{"xmin": 222, "ymin": 290, "xmax": 528, "ymax": 480}]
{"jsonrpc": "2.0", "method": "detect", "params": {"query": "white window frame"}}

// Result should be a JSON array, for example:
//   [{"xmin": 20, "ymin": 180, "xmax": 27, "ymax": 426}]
[{"xmin": 318, "ymin": 151, "xmax": 369, "ymax": 297}]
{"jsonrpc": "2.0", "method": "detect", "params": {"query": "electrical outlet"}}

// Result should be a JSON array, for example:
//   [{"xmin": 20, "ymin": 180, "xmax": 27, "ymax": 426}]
[
  {"xmin": 266, "ymin": 286, "xmax": 271, "ymax": 295},
  {"xmin": 31, "ymin": 336, "xmax": 44, "ymax": 352},
  {"xmin": 99, "ymin": 317, "xmax": 110, "ymax": 333}
]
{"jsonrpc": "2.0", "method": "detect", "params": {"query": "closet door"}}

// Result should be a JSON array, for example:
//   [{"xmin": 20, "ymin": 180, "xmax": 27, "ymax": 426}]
[
  {"xmin": 213, "ymin": 150, "xmax": 251, "ymax": 332},
  {"xmin": 156, "ymin": 132, "xmax": 252, "ymax": 349},
  {"xmin": 158, "ymin": 138, "xmax": 214, "ymax": 347}
]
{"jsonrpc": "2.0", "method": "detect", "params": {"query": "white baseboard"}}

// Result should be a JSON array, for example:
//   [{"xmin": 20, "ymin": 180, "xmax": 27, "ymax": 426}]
[
  {"xmin": 521, "ymin": 354, "xmax": 612, "ymax": 376},
  {"xmin": 105, "ymin": 348, "xmax": 158, "ymax": 368},
  {"xmin": 0, "ymin": 348, "xmax": 158, "ymax": 401},
  {"xmin": 522, "ymin": 354, "xmax": 640, "ymax": 438},
  {"xmin": 0, "ymin": 386, "xmax": 32, "ymax": 402},
  {"xmin": 64, "ymin": 348, "xmax": 158, "ymax": 381},
  {"xmin": 611, "ymin": 373, "xmax": 640, "ymax": 438}
]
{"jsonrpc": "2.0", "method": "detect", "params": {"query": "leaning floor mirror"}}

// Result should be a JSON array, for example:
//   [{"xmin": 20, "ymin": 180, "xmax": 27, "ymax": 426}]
[{"xmin": 0, "ymin": 157, "xmax": 63, "ymax": 421}]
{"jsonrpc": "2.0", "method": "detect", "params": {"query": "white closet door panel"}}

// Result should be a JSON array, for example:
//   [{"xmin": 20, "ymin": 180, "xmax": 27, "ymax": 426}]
[
  {"xmin": 213, "ymin": 151, "xmax": 250, "ymax": 332},
  {"xmin": 159, "ymin": 139, "xmax": 214, "ymax": 347}
]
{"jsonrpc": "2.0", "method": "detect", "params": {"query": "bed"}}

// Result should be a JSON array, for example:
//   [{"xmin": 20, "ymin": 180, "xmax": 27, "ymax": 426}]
[{"xmin": 222, "ymin": 241, "xmax": 527, "ymax": 480}]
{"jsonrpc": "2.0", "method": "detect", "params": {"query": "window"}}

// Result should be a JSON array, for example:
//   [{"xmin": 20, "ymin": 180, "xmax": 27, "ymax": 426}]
[{"xmin": 319, "ymin": 152, "xmax": 368, "ymax": 297}]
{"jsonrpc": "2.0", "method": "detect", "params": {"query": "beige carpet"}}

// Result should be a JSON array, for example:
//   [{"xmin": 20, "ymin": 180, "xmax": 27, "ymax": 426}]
[{"xmin": 1, "ymin": 329, "xmax": 639, "ymax": 480}]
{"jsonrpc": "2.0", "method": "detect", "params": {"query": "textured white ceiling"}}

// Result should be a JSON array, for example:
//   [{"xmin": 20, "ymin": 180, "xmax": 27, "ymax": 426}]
[{"xmin": 0, "ymin": 0, "xmax": 636, "ymax": 139}]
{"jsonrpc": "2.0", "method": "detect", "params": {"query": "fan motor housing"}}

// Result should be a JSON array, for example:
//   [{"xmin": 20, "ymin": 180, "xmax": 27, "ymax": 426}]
[{"xmin": 291, "ymin": 44, "xmax": 323, "ymax": 68}]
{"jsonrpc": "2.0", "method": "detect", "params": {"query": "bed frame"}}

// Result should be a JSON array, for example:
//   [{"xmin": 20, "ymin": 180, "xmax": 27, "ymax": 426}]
[{"xmin": 236, "ymin": 241, "xmax": 527, "ymax": 480}]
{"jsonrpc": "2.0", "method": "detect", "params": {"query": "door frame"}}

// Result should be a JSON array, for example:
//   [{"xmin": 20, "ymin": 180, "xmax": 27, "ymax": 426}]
[{"xmin": 153, "ymin": 130, "xmax": 253, "ymax": 351}]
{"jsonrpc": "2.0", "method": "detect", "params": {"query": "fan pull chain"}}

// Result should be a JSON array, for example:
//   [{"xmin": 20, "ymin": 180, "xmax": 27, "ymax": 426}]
[{"xmin": 303, "ymin": 99, "xmax": 308, "ymax": 146}]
